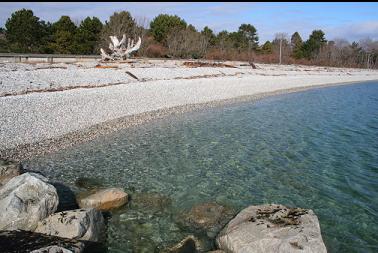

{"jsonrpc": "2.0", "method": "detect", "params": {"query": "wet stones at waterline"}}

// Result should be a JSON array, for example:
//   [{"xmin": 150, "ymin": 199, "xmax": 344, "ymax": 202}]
[
  {"xmin": 76, "ymin": 187, "xmax": 128, "ymax": 211},
  {"xmin": 216, "ymin": 204, "xmax": 328, "ymax": 253},
  {"xmin": 0, "ymin": 172, "xmax": 58, "ymax": 231},
  {"xmin": 176, "ymin": 202, "xmax": 236, "ymax": 239}
]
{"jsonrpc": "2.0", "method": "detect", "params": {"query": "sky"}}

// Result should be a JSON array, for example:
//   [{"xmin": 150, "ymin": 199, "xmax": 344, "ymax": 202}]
[{"xmin": 1, "ymin": 2, "xmax": 378, "ymax": 43}]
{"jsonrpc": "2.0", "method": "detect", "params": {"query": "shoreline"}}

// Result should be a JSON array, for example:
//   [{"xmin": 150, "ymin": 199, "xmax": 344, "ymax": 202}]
[{"xmin": 1, "ymin": 79, "xmax": 375, "ymax": 161}]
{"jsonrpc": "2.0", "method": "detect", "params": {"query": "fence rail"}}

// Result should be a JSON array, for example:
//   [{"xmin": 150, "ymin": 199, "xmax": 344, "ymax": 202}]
[{"xmin": 0, "ymin": 53, "xmax": 102, "ymax": 63}]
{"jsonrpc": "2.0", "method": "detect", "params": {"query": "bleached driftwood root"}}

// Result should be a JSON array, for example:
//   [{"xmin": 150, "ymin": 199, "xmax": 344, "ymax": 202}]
[{"xmin": 100, "ymin": 35, "xmax": 141, "ymax": 61}]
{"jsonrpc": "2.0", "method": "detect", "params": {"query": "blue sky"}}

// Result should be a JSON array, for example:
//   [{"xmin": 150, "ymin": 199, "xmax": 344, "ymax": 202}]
[{"xmin": 1, "ymin": 2, "xmax": 377, "ymax": 43}]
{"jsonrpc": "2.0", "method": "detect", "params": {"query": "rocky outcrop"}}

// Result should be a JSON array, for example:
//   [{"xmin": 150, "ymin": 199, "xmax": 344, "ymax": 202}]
[
  {"xmin": 0, "ymin": 172, "xmax": 58, "ymax": 231},
  {"xmin": 35, "ymin": 208, "xmax": 106, "ymax": 242},
  {"xmin": 216, "ymin": 204, "xmax": 327, "ymax": 253},
  {"xmin": 177, "ymin": 202, "xmax": 236, "ymax": 239},
  {"xmin": 77, "ymin": 187, "xmax": 128, "ymax": 211},
  {"xmin": 0, "ymin": 159, "xmax": 21, "ymax": 186}
]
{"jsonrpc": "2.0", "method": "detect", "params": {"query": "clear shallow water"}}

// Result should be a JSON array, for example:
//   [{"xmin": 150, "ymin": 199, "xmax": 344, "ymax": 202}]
[{"xmin": 26, "ymin": 81, "xmax": 378, "ymax": 253}]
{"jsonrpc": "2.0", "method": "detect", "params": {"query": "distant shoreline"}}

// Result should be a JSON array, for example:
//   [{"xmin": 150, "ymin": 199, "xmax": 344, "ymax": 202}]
[{"xmin": 1, "ymin": 77, "xmax": 376, "ymax": 161}]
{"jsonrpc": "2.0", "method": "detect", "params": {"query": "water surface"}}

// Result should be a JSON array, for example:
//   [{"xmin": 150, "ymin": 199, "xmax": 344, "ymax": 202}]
[{"xmin": 27, "ymin": 81, "xmax": 378, "ymax": 252}]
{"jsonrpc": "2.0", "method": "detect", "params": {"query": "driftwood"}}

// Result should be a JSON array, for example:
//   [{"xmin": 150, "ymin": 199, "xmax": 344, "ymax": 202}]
[
  {"xmin": 183, "ymin": 61, "xmax": 236, "ymax": 68},
  {"xmin": 95, "ymin": 64, "xmax": 119, "ymax": 69},
  {"xmin": 100, "ymin": 34, "xmax": 142, "ymax": 61}
]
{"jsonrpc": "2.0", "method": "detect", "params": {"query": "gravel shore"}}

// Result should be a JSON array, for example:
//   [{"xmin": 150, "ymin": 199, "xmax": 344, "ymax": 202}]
[{"xmin": 1, "ymin": 59, "xmax": 378, "ymax": 160}]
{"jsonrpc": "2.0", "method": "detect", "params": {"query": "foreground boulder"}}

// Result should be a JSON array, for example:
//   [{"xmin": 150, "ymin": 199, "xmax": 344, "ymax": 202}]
[
  {"xmin": 77, "ymin": 187, "xmax": 128, "ymax": 211},
  {"xmin": 0, "ymin": 172, "xmax": 58, "ymax": 231},
  {"xmin": 35, "ymin": 208, "xmax": 106, "ymax": 242},
  {"xmin": 216, "ymin": 204, "xmax": 327, "ymax": 253},
  {"xmin": 177, "ymin": 202, "xmax": 236, "ymax": 238},
  {"xmin": 0, "ymin": 159, "xmax": 22, "ymax": 186}
]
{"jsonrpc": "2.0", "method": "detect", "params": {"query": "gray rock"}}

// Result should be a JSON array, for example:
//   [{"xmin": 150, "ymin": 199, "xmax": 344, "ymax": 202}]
[
  {"xmin": 35, "ymin": 208, "xmax": 106, "ymax": 242},
  {"xmin": 216, "ymin": 204, "xmax": 327, "ymax": 253},
  {"xmin": 77, "ymin": 187, "xmax": 128, "ymax": 211},
  {"xmin": 0, "ymin": 159, "xmax": 21, "ymax": 186},
  {"xmin": 0, "ymin": 172, "xmax": 58, "ymax": 231},
  {"xmin": 177, "ymin": 202, "xmax": 236, "ymax": 238}
]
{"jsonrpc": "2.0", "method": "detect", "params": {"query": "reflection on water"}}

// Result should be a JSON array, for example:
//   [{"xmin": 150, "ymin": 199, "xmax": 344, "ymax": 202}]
[{"xmin": 27, "ymin": 81, "xmax": 378, "ymax": 253}]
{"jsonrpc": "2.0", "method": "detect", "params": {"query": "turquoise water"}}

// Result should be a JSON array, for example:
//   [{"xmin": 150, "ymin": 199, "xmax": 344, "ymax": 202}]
[{"xmin": 26, "ymin": 81, "xmax": 378, "ymax": 252}]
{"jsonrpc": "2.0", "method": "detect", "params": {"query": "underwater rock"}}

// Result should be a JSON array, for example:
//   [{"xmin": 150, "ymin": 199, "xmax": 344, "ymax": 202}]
[
  {"xmin": 77, "ymin": 187, "xmax": 128, "ymax": 211},
  {"xmin": 52, "ymin": 182, "xmax": 79, "ymax": 212},
  {"xmin": 74, "ymin": 177, "xmax": 103, "ymax": 190},
  {"xmin": 0, "ymin": 159, "xmax": 22, "ymax": 186},
  {"xmin": 130, "ymin": 191, "xmax": 172, "ymax": 215},
  {"xmin": 216, "ymin": 204, "xmax": 327, "ymax": 253},
  {"xmin": 35, "ymin": 208, "xmax": 106, "ymax": 242},
  {"xmin": 177, "ymin": 202, "xmax": 236, "ymax": 239},
  {"xmin": 0, "ymin": 172, "xmax": 58, "ymax": 231},
  {"xmin": 162, "ymin": 235, "xmax": 203, "ymax": 253}
]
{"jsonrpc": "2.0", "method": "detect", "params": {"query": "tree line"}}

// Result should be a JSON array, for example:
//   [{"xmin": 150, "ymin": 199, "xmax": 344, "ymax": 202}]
[{"xmin": 0, "ymin": 8, "xmax": 377, "ymax": 69}]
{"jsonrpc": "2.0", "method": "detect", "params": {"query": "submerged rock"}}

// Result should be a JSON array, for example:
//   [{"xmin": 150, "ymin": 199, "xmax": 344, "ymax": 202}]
[
  {"xmin": 0, "ymin": 172, "xmax": 58, "ymax": 231},
  {"xmin": 77, "ymin": 187, "xmax": 128, "ymax": 211},
  {"xmin": 177, "ymin": 202, "xmax": 236, "ymax": 239},
  {"xmin": 52, "ymin": 182, "xmax": 79, "ymax": 212},
  {"xmin": 163, "ymin": 235, "xmax": 203, "ymax": 253},
  {"xmin": 0, "ymin": 159, "xmax": 22, "ymax": 186},
  {"xmin": 35, "ymin": 208, "xmax": 106, "ymax": 242},
  {"xmin": 130, "ymin": 191, "xmax": 172, "ymax": 215},
  {"xmin": 74, "ymin": 177, "xmax": 103, "ymax": 190},
  {"xmin": 216, "ymin": 204, "xmax": 327, "ymax": 253},
  {"xmin": 162, "ymin": 235, "xmax": 213, "ymax": 253}
]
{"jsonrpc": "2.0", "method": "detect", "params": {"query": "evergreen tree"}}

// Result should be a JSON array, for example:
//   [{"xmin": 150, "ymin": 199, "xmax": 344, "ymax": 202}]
[
  {"xmin": 73, "ymin": 17, "xmax": 103, "ymax": 54},
  {"xmin": 150, "ymin": 14, "xmax": 187, "ymax": 44},
  {"xmin": 5, "ymin": 9, "xmax": 46, "ymax": 52},
  {"xmin": 302, "ymin": 29, "xmax": 327, "ymax": 59},
  {"xmin": 261, "ymin": 40, "xmax": 273, "ymax": 54},
  {"xmin": 238, "ymin": 23, "xmax": 259, "ymax": 49},
  {"xmin": 201, "ymin": 26, "xmax": 216, "ymax": 46},
  {"xmin": 50, "ymin": 16, "xmax": 77, "ymax": 53},
  {"xmin": 290, "ymin": 32, "xmax": 303, "ymax": 58},
  {"xmin": 100, "ymin": 11, "xmax": 139, "ymax": 50}
]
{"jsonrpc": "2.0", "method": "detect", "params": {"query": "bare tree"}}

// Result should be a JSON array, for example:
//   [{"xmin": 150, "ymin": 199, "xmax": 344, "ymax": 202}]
[{"xmin": 273, "ymin": 33, "xmax": 289, "ymax": 64}]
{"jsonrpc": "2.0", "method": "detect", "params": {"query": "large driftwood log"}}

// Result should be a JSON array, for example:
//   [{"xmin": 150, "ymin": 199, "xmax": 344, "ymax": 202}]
[{"xmin": 100, "ymin": 35, "xmax": 141, "ymax": 61}]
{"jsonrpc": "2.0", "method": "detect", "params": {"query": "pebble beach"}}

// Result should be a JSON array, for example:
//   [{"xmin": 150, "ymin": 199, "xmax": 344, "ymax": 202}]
[{"xmin": 1, "ymin": 59, "xmax": 378, "ymax": 160}]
